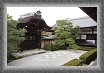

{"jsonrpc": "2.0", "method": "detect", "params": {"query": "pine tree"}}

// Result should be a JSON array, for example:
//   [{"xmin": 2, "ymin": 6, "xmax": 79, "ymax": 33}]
[
  {"xmin": 7, "ymin": 15, "xmax": 26, "ymax": 62},
  {"xmin": 54, "ymin": 20, "xmax": 81, "ymax": 50}
]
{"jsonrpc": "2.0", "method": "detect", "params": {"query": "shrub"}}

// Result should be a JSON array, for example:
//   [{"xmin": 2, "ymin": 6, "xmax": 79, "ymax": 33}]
[
  {"xmin": 63, "ymin": 58, "xmax": 83, "ymax": 66},
  {"xmin": 43, "ymin": 43, "xmax": 66, "ymax": 51},
  {"xmin": 78, "ymin": 46, "xmax": 96, "ymax": 51},
  {"xmin": 70, "ymin": 44, "xmax": 80, "ymax": 50},
  {"xmin": 43, "ymin": 43, "xmax": 53, "ymax": 51},
  {"xmin": 51, "ymin": 44, "xmax": 59, "ymax": 51},
  {"xmin": 7, "ymin": 54, "xmax": 16, "ymax": 63},
  {"xmin": 79, "ymin": 49, "xmax": 97, "ymax": 64},
  {"xmin": 52, "ymin": 44, "xmax": 65, "ymax": 51}
]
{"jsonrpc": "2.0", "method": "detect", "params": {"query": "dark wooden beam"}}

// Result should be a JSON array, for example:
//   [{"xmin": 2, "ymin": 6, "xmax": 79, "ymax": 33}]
[{"xmin": 80, "ymin": 7, "xmax": 97, "ymax": 22}]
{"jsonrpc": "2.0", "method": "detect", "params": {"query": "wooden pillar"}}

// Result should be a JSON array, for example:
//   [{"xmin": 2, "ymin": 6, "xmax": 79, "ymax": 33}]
[
  {"xmin": 80, "ymin": 35, "xmax": 81, "ymax": 39},
  {"xmin": 92, "ymin": 28, "xmax": 94, "ymax": 34},
  {"xmin": 39, "ymin": 31, "xmax": 41, "ymax": 49},
  {"xmin": 28, "ymin": 35, "xmax": 29, "ymax": 40}
]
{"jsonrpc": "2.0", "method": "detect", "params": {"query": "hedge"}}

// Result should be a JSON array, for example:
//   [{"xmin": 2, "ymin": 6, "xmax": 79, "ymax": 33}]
[
  {"xmin": 78, "ymin": 46, "xmax": 96, "ymax": 51},
  {"xmin": 43, "ymin": 43, "xmax": 53, "ymax": 51},
  {"xmin": 52, "ymin": 44, "xmax": 65, "ymax": 51},
  {"xmin": 63, "ymin": 58, "xmax": 83, "ymax": 66},
  {"xmin": 79, "ymin": 49, "xmax": 97, "ymax": 64},
  {"xmin": 44, "ymin": 44, "xmax": 65, "ymax": 51}
]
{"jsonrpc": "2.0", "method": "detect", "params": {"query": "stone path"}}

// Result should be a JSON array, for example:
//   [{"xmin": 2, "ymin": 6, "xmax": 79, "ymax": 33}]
[
  {"xmin": 12, "ymin": 49, "xmax": 46, "ymax": 59},
  {"xmin": 8, "ymin": 50, "xmax": 87, "ymax": 66}
]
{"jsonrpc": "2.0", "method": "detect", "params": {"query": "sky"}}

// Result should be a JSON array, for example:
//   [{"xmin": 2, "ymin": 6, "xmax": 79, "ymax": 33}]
[{"xmin": 7, "ymin": 7, "xmax": 88, "ymax": 27}]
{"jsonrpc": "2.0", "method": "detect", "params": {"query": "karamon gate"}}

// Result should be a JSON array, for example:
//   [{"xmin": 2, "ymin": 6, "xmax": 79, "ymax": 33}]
[{"xmin": 17, "ymin": 11, "xmax": 51, "ymax": 51}]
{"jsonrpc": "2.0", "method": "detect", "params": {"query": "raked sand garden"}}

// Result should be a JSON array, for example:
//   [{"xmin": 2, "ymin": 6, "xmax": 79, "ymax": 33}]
[{"xmin": 8, "ymin": 49, "xmax": 87, "ymax": 66}]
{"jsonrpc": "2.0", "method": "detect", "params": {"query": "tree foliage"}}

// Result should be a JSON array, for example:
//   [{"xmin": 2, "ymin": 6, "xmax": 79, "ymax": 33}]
[
  {"xmin": 54, "ymin": 20, "xmax": 81, "ymax": 50},
  {"xmin": 7, "ymin": 15, "xmax": 26, "ymax": 62}
]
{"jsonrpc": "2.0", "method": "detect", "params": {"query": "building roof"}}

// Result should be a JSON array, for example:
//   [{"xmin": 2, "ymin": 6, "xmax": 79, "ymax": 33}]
[
  {"xmin": 51, "ymin": 17, "xmax": 97, "ymax": 30},
  {"xmin": 17, "ymin": 11, "xmax": 51, "ymax": 31},
  {"xmin": 80, "ymin": 7, "xmax": 97, "ymax": 22},
  {"xmin": 70, "ymin": 17, "xmax": 97, "ymax": 27},
  {"xmin": 42, "ymin": 35, "xmax": 54, "ymax": 40}
]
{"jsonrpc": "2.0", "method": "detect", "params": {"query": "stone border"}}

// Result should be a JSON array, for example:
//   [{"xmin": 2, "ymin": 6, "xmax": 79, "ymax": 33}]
[{"xmin": 12, "ymin": 49, "xmax": 46, "ymax": 59}]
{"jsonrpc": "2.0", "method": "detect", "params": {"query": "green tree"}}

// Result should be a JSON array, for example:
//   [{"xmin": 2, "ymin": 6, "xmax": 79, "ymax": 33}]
[
  {"xmin": 54, "ymin": 20, "xmax": 81, "ymax": 50},
  {"xmin": 7, "ymin": 15, "xmax": 26, "ymax": 62},
  {"xmin": 72, "ymin": 26, "xmax": 81, "ymax": 39}
]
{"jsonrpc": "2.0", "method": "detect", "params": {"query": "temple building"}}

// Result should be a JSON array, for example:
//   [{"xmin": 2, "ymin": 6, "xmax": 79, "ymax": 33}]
[
  {"xmin": 51, "ymin": 17, "xmax": 97, "ymax": 47},
  {"xmin": 70, "ymin": 17, "xmax": 97, "ymax": 46},
  {"xmin": 17, "ymin": 7, "xmax": 97, "ymax": 51},
  {"xmin": 17, "ymin": 11, "xmax": 51, "ymax": 51}
]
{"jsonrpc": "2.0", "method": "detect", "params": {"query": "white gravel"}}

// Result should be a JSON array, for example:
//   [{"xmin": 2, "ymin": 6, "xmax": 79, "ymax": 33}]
[{"xmin": 8, "ymin": 50, "xmax": 87, "ymax": 66}]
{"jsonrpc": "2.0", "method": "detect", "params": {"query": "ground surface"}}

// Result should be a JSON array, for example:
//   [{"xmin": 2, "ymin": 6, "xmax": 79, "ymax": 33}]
[
  {"xmin": 12, "ymin": 49, "xmax": 46, "ymax": 58},
  {"xmin": 8, "ymin": 50, "xmax": 87, "ymax": 66}
]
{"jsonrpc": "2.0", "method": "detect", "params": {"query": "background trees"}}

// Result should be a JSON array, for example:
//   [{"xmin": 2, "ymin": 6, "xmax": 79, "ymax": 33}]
[
  {"xmin": 7, "ymin": 15, "xmax": 26, "ymax": 62},
  {"xmin": 54, "ymin": 20, "xmax": 81, "ymax": 50}
]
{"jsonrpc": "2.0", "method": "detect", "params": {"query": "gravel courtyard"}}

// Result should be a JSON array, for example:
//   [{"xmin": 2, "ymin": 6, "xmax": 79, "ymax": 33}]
[{"xmin": 8, "ymin": 50, "xmax": 87, "ymax": 66}]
